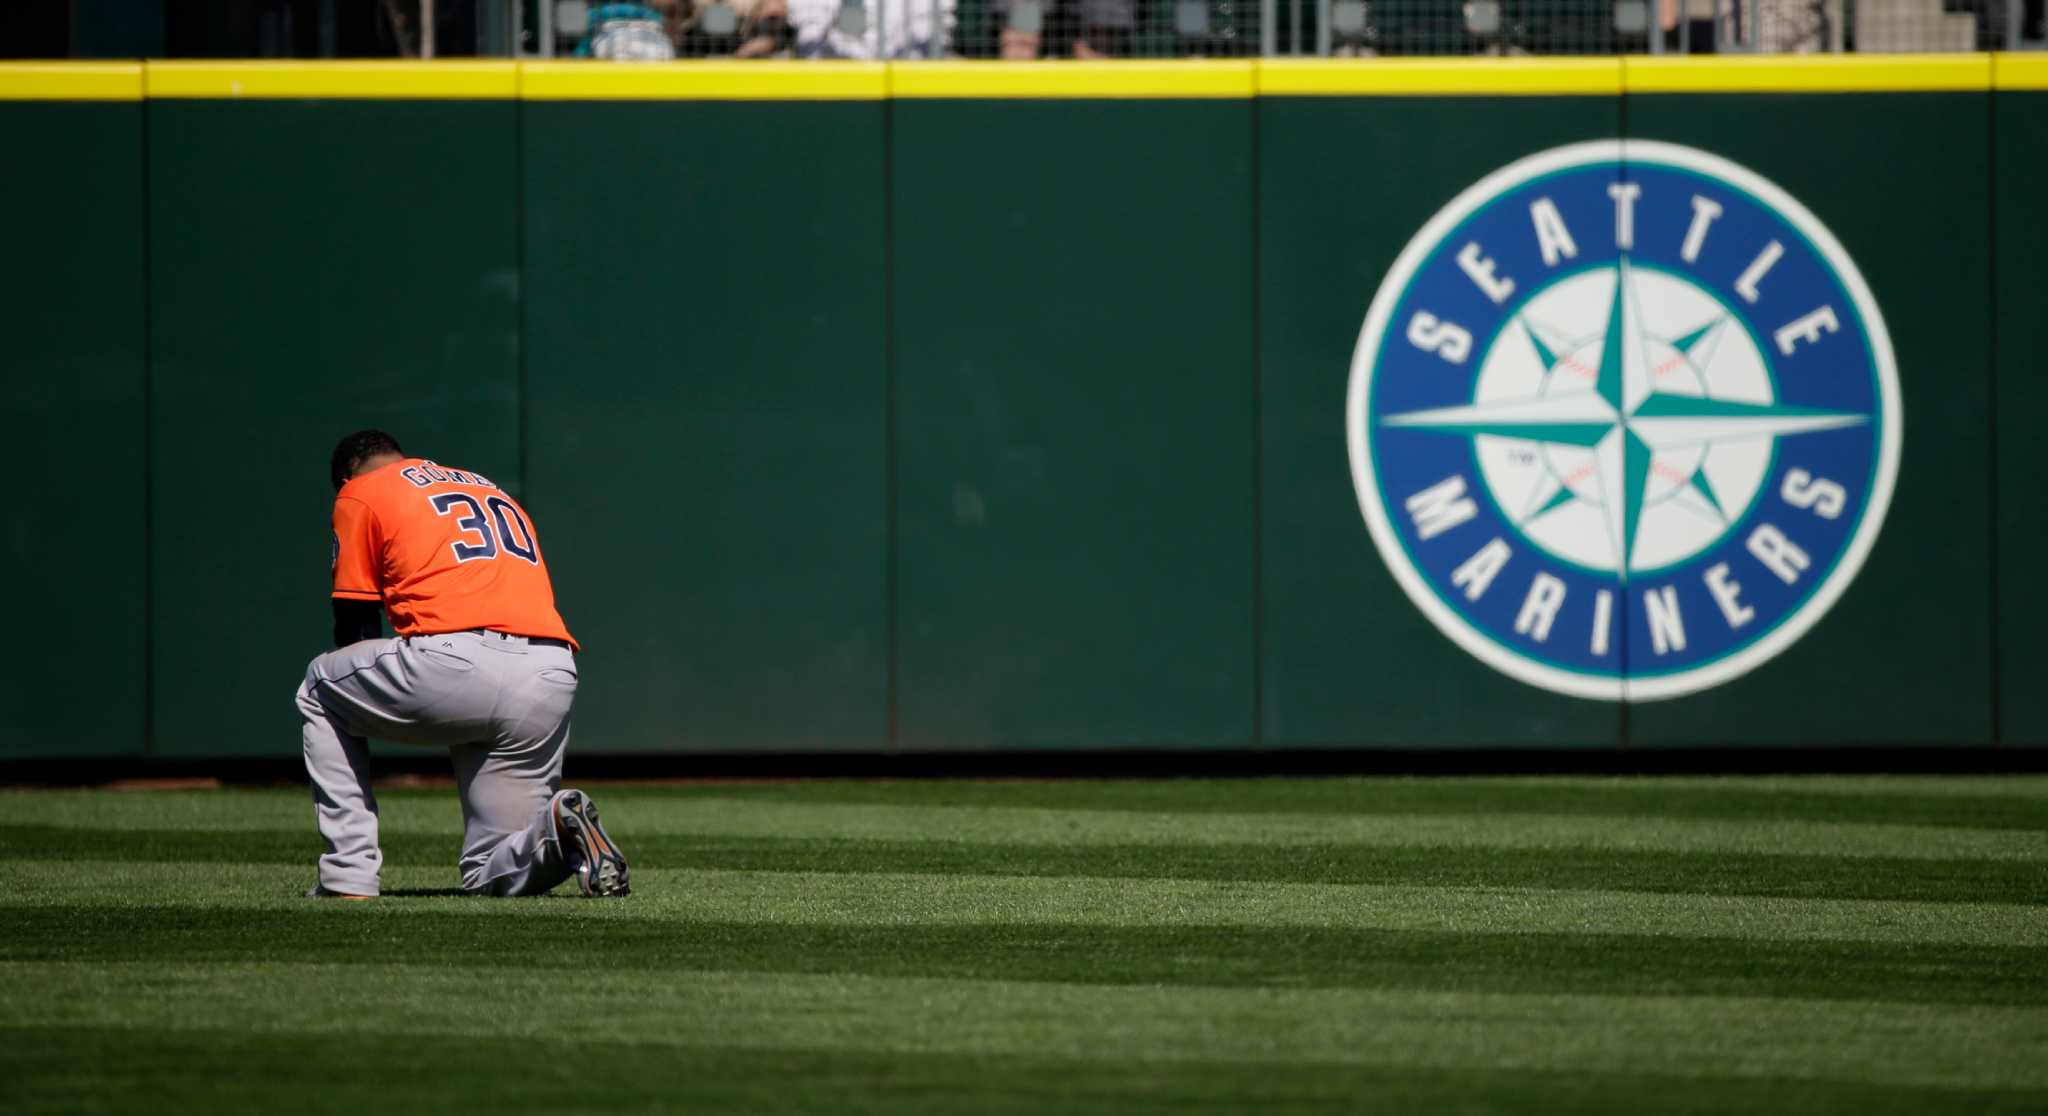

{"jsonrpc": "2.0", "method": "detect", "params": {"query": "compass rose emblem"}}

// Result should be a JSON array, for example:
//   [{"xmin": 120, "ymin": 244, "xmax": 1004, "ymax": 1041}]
[{"xmin": 1348, "ymin": 141, "xmax": 1900, "ymax": 701}]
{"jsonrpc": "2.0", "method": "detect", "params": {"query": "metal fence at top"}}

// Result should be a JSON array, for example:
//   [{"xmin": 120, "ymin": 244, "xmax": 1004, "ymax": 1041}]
[{"xmin": 449, "ymin": 0, "xmax": 2042, "ymax": 59}]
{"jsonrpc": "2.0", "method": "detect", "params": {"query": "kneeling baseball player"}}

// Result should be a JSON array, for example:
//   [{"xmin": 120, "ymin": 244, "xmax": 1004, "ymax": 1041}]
[{"xmin": 297, "ymin": 430, "xmax": 629, "ymax": 899}]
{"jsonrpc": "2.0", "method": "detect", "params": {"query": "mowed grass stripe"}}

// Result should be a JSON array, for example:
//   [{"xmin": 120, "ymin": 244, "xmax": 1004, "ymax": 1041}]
[
  {"xmin": 630, "ymin": 867, "xmax": 2048, "ymax": 947},
  {"xmin": 8, "ymin": 907, "xmax": 2041, "ymax": 1008},
  {"xmin": 612, "ymin": 801, "xmax": 2048, "ymax": 862},
  {"xmin": 9, "ymin": 963, "xmax": 2046, "ymax": 1091},
  {"xmin": 10, "ymin": 1027, "xmax": 2043, "ymax": 1116},
  {"xmin": 8, "ymin": 793, "xmax": 2042, "ymax": 861},
  {"xmin": 5, "ymin": 861, "xmax": 2041, "ymax": 948},
  {"xmin": 681, "ymin": 776, "xmax": 2048, "ymax": 829},
  {"xmin": 1532, "ymin": 775, "xmax": 2048, "ymax": 800},
  {"xmin": 8, "ymin": 826, "xmax": 2042, "ymax": 906},
  {"xmin": 9, "ymin": 775, "xmax": 2046, "ymax": 833}
]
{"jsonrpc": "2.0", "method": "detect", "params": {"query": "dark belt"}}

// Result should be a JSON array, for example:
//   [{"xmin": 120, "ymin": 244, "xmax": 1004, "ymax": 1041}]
[{"xmin": 466, "ymin": 629, "xmax": 573, "ymax": 651}]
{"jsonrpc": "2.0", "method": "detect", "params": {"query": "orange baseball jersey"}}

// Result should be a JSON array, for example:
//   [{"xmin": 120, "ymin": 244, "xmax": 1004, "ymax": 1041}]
[{"xmin": 331, "ymin": 459, "xmax": 577, "ymax": 649}]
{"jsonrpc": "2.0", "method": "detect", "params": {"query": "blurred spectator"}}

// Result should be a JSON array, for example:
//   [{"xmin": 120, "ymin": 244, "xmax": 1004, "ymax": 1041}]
[
  {"xmin": 578, "ymin": 0, "xmax": 794, "ymax": 57},
  {"xmin": 677, "ymin": 0, "xmax": 796, "ymax": 55},
  {"xmin": 992, "ymin": 0, "xmax": 1134, "ymax": 55},
  {"xmin": 1755, "ymin": 0, "xmax": 1824, "ymax": 50},
  {"xmin": 577, "ymin": 2, "xmax": 679, "ymax": 56},
  {"xmin": 786, "ymin": 0, "xmax": 955, "ymax": 56}
]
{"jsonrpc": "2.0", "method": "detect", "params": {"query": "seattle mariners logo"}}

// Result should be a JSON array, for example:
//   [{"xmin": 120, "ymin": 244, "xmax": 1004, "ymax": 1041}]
[{"xmin": 1348, "ymin": 141, "xmax": 1900, "ymax": 701}]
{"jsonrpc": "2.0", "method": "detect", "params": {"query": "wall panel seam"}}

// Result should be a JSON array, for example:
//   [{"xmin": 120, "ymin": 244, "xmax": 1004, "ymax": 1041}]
[
  {"xmin": 883, "ymin": 89, "xmax": 900, "ymax": 754},
  {"xmin": 140, "ymin": 95, "xmax": 156, "ymax": 757},
  {"xmin": 1986, "ymin": 86, "xmax": 2003, "ymax": 746}
]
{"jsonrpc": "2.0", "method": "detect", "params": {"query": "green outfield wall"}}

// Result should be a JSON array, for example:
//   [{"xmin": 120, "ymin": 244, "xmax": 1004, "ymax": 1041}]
[
  {"xmin": 0, "ymin": 77, "xmax": 147, "ymax": 761},
  {"xmin": 0, "ymin": 56, "xmax": 2041, "ymax": 760},
  {"xmin": 1996, "ymin": 78, "xmax": 2048, "ymax": 748},
  {"xmin": 523, "ymin": 95, "xmax": 891, "ymax": 755}
]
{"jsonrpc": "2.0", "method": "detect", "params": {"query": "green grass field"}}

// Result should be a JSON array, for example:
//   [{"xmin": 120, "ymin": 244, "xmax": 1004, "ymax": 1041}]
[{"xmin": 2, "ymin": 775, "xmax": 2044, "ymax": 1113}]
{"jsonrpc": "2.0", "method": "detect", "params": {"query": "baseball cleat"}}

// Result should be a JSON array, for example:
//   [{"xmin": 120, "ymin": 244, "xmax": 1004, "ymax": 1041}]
[
  {"xmin": 553, "ymin": 789, "xmax": 630, "ymax": 898},
  {"xmin": 304, "ymin": 885, "xmax": 374, "ymax": 900}
]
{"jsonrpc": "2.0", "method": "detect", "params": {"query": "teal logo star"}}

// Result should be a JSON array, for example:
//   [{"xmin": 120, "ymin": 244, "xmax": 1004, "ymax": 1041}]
[{"xmin": 1381, "ymin": 259, "xmax": 1866, "ymax": 576}]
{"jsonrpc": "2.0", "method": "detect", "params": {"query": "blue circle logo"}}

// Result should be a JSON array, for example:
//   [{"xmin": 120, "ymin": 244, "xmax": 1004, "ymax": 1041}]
[{"xmin": 1348, "ymin": 141, "xmax": 1900, "ymax": 701}]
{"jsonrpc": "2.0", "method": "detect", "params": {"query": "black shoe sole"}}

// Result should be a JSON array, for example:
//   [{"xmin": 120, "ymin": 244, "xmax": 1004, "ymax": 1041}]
[{"xmin": 555, "ymin": 790, "xmax": 631, "ymax": 898}]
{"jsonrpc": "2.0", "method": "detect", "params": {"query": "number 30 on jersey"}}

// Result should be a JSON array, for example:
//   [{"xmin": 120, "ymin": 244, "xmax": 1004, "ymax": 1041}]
[{"xmin": 429, "ymin": 492, "xmax": 540, "ymax": 566}]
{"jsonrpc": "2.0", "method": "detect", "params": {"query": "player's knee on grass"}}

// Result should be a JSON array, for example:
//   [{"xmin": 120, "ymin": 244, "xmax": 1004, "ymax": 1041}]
[
  {"xmin": 464, "ymin": 871, "xmax": 555, "ymax": 899},
  {"xmin": 461, "ymin": 839, "xmax": 575, "ymax": 898},
  {"xmin": 460, "ymin": 847, "xmax": 529, "ymax": 898}
]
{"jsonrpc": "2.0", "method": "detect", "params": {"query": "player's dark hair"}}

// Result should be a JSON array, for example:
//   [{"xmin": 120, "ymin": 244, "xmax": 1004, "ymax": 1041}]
[{"xmin": 330, "ymin": 430, "xmax": 405, "ymax": 491}]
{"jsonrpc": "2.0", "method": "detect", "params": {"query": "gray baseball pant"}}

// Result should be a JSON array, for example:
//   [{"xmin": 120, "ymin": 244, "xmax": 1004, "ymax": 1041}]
[{"xmin": 297, "ymin": 629, "xmax": 580, "ymax": 897}]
